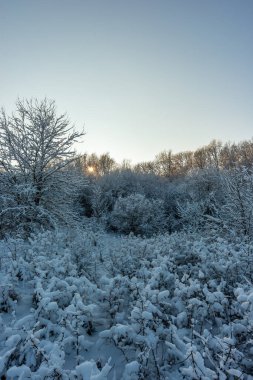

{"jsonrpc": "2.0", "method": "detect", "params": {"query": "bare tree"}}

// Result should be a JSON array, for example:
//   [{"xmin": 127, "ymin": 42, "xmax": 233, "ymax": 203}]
[{"xmin": 155, "ymin": 150, "xmax": 175, "ymax": 177}]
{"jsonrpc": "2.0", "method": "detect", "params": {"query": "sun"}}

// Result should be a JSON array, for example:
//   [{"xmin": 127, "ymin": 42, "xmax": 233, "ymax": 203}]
[{"xmin": 87, "ymin": 166, "xmax": 95, "ymax": 174}]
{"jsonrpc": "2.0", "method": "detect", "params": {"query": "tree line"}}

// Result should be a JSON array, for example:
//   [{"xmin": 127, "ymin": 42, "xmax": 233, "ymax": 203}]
[
  {"xmin": 76, "ymin": 138, "xmax": 253, "ymax": 178},
  {"xmin": 1, "ymin": 98, "xmax": 253, "ymax": 239}
]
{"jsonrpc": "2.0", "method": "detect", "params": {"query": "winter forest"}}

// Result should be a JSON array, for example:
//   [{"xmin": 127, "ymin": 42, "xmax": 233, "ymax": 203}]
[{"xmin": 0, "ymin": 98, "xmax": 253, "ymax": 380}]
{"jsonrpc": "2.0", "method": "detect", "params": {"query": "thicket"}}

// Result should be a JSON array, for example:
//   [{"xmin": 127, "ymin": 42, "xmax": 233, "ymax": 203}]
[{"xmin": 80, "ymin": 164, "xmax": 253, "ymax": 240}]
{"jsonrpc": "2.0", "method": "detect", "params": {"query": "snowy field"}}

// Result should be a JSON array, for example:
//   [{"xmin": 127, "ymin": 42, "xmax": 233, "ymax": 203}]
[{"xmin": 0, "ymin": 227, "xmax": 252, "ymax": 379}]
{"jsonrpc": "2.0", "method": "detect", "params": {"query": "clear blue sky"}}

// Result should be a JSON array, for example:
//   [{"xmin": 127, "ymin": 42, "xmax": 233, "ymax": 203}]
[{"xmin": 1, "ymin": 0, "xmax": 253, "ymax": 163}]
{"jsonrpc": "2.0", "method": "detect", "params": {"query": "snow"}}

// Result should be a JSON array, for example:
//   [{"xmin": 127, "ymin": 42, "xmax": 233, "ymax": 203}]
[{"xmin": 0, "ymin": 229, "xmax": 252, "ymax": 379}]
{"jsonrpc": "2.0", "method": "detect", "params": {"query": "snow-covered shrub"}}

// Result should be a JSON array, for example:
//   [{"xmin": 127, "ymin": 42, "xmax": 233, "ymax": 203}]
[
  {"xmin": 75, "ymin": 359, "xmax": 112, "ymax": 380},
  {"xmin": 109, "ymin": 193, "xmax": 166, "ymax": 236},
  {"xmin": 99, "ymin": 275, "xmax": 130, "ymax": 326},
  {"xmin": 0, "ymin": 283, "xmax": 19, "ymax": 312},
  {"xmin": 177, "ymin": 199, "xmax": 209, "ymax": 232},
  {"xmin": 221, "ymin": 168, "xmax": 253, "ymax": 236},
  {"xmin": 1, "ymin": 221, "xmax": 253, "ymax": 378},
  {"xmin": 122, "ymin": 361, "xmax": 140, "ymax": 380}
]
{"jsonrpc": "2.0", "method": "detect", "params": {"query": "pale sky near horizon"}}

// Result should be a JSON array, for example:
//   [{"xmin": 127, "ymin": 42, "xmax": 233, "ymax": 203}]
[{"xmin": 1, "ymin": 0, "xmax": 253, "ymax": 163}]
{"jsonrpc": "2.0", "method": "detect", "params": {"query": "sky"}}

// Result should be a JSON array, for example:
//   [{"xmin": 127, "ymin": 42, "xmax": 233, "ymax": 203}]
[{"xmin": 1, "ymin": 0, "xmax": 253, "ymax": 164}]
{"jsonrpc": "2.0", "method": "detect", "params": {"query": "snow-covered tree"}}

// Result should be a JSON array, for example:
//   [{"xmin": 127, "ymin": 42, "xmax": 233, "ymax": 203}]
[
  {"xmin": 221, "ymin": 168, "xmax": 253, "ymax": 236},
  {"xmin": 0, "ymin": 98, "xmax": 85, "ymax": 234}
]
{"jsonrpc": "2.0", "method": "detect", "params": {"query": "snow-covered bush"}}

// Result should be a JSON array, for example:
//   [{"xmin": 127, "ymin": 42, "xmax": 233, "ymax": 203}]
[
  {"xmin": 221, "ymin": 168, "xmax": 253, "ymax": 237},
  {"xmin": 0, "ymin": 284, "xmax": 19, "ymax": 312},
  {"xmin": 109, "ymin": 193, "xmax": 166, "ymax": 236},
  {"xmin": 1, "ymin": 219, "xmax": 253, "ymax": 378}
]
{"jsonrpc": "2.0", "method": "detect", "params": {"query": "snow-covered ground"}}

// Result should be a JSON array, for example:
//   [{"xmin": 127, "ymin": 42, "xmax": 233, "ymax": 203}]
[{"xmin": 0, "ymin": 228, "xmax": 253, "ymax": 379}]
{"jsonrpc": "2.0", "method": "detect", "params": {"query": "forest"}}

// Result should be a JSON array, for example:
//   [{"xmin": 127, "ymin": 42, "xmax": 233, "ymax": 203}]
[{"xmin": 0, "ymin": 99, "xmax": 252, "ymax": 379}]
